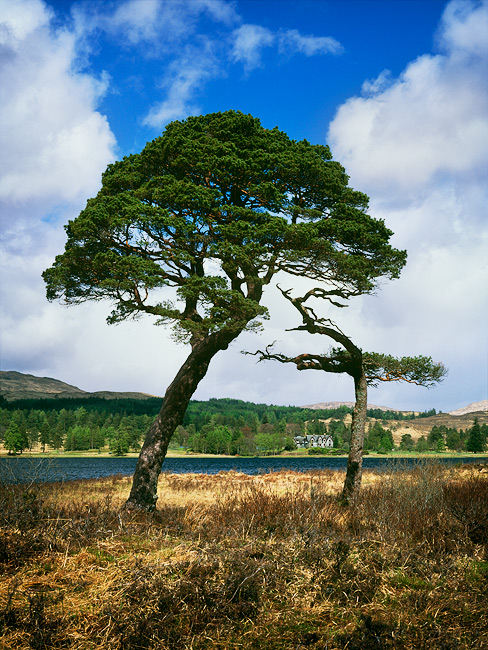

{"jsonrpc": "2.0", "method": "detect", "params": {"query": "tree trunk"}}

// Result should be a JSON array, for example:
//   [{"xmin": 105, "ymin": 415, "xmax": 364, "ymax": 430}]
[
  {"xmin": 341, "ymin": 369, "xmax": 368, "ymax": 504},
  {"xmin": 124, "ymin": 331, "xmax": 235, "ymax": 511}
]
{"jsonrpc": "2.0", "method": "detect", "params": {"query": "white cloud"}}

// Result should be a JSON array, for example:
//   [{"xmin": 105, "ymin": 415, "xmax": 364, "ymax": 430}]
[
  {"xmin": 0, "ymin": 0, "xmax": 49, "ymax": 39},
  {"xmin": 278, "ymin": 29, "xmax": 343, "ymax": 57},
  {"xmin": 437, "ymin": 0, "xmax": 488, "ymax": 58},
  {"xmin": 78, "ymin": 0, "xmax": 238, "ymax": 51},
  {"xmin": 324, "ymin": 0, "xmax": 488, "ymax": 410},
  {"xmin": 108, "ymin": 0, "xmax": 163, "ymax": 45},
  {"xmin": 74, "ymin": 1, "xmax": 344, "ymax": 128},
  {"xmin": 0, "ymin": 0, "xmax": 116, "ymax": 214},
  {"xmin": 143, "ymin": 16, "xmax": 345, "ymax": 127},
  {"xmin": 231, "ymin": 24, "xmax": 343, "ymax": 72},
  {"xmin": 143, "ymin": 42, "xmax": 221, "ymax": 127},
  {"xmin": 361, "ymin": 70, "xmax": 393, "ymax": 96},
  {"xmin": 0, "ymin": 0, "xmax": 118, "ymax": 387},
  {"xmin": 231, "ymin": 23, "xmax": 275, "ymax": 70},
  {"xmin": 328, "ymin": 2, "xmax": 488, "ymax": 195},
  {"xmin": 197, "ymin": 0, "xmax": 238, "ymax": 26}
]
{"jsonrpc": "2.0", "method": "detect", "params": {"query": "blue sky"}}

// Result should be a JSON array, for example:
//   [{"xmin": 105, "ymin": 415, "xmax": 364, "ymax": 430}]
[
  {"xmin": 1, "ymin": 0, "xmax": 487, "ymax": 412},
  {"xmin": 82, "ymin": 0, "xmax": 447, "ymax": 153}
]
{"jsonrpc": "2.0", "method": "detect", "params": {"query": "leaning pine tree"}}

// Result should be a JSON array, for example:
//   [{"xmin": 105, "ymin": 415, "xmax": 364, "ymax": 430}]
[
  {"xmin": 43, "ymin": 110, "xmax": 406, "ymax": 511},
  {"xmin": 251, "ymin": 286, "xmax": 447, "ymax": 503}
]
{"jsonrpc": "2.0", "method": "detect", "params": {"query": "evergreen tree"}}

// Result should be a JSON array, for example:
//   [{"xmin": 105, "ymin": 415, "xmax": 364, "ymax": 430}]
[
  {"xmin": 0, "ymin": 408, "xmax": 10, "ymax": 439},
  {"xmin": 400, "ymin": 433, "xmax": 414, "ymax": 451},
  {"xmin": 428, "ymin": 425, "xmax": 446, "ymax": 450},
  {"xmin": 416, "ymin": 436, "xmax": 429, "ymax": 453},
  {"xmin": 445, "ymin": 428, "xmax": 462, "ymax": 451},
  {"xmin": 51, "ymin": 419, "xmax": 65, "ymax": 450},
  {"xmin": 466, "ymin": 418, "xmax": 485, "ymax": 453},
  {"xmin": 4, "ymin": 422, "xmax": 26, "ymax": 454},
  {"xmin": 39, "ymin": 417, "xmax": 51, "ymax": 452},
  {"xmin": 11, "ymin": 410, "xmax": 28, "ymax": 450},
  {"xmin": 26, "ymin": 410, "xmax": 40, "ymax": 450}
]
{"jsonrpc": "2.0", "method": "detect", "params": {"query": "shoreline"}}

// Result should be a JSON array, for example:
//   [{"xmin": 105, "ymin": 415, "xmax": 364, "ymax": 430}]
[{"xmin": 1, "ymin": 448, "xmax": 487, "ymax": 461}]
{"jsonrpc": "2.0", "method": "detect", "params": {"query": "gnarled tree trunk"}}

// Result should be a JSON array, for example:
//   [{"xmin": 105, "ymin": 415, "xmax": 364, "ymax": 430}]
[
  {"xmin": 341, "ymin": 368, "xmax": 368, "ymax": 504},
  {"xmin": 124, "ymin": 330, "xmax": 235, "ymax": 511}
]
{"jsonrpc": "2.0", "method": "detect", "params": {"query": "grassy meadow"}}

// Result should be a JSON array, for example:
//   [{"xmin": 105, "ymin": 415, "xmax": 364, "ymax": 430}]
[{"xmin": 1, "ymin": 462, "xmax": 487, "ymax": 649}]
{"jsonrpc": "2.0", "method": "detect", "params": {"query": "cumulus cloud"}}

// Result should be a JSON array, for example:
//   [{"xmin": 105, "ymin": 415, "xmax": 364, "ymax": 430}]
[
  {"xmin": 437, "ymin": 0, "xmax": 488, "ymax": 57},
  {"xmin": 328, "ymin": 2, "xmax": 488, "ymax": 195},
  {"xmin": 325, "ymin": 0, "xmax": 488, "ymax": 410},
  {"xmin": 0, "ymin": 0, "xmax": 116, "ymax": 216},
  {"xmin": 0, "ymin": 0, "xmax": 117, "ymax": 384}
]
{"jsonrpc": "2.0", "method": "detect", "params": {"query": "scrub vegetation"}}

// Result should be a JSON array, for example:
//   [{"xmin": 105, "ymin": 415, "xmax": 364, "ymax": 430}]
[{"xmin": 1, "ymin": 462, "xmax": 487, "ymax": 649}]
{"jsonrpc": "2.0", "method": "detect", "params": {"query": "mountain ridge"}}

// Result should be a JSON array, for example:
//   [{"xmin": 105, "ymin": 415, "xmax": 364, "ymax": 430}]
[
  {"xmin": 0, "ymin": 370, "xmax": 156, "ymax": 402},
  {"xmin": 302, "ymin": 401, "xmax": 414, "ymax": 414},
  {"xmin": 1, "ymin": 370, "xmax": 487, "ymax": 416}
]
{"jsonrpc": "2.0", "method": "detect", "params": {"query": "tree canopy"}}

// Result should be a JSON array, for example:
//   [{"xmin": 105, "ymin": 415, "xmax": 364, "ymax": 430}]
[{"xmin": 43, "ymin": 111, "xmax": 405, "ymax": 347}]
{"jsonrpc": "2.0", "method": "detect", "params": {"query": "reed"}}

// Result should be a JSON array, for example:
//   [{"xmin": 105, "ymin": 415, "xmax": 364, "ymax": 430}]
[{"xmin": 1, "ymin": 462, "xmax": 487, "ymax": 649}]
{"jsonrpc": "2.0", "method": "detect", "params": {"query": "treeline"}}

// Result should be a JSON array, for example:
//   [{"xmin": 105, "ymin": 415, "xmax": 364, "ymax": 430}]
[
  {"xmin": 402, "ymin": 421, "xmax": 487, "ymax": 454},
  {"xmin": 0, "ymin": 398, "xmax": 352, "ymax": 456},
  {"xmin": 1, "ymin": 395, "xmax": 477, "ymax": 456},
  {"xmin": 0, "ymin": 395, "xmax": 162, "ymax": 416},
  {"xmin": 0, "ymin": 406, "xmax": 153, "ymax": 456}
]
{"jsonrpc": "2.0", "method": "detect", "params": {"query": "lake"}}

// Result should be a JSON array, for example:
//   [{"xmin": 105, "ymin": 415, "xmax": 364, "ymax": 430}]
[{"xmin": 0, "ymin": 455, "xmax": 483, "ymax": 484}]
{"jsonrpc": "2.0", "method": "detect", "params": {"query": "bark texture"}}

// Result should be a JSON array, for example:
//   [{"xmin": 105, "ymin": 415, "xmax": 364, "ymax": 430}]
[{"xmin": 341, "ymin": 369, "xmax": 368, "ymax": 504}]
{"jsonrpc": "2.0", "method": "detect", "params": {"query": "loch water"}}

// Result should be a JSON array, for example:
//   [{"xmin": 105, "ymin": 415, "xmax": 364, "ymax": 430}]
[{"xmin": 0, "ymin": 455, "xmax": 483, "ymax": 484}]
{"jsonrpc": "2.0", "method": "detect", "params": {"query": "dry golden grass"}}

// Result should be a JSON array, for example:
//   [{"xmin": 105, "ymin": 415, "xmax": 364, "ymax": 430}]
[{"xmin": 1, "ymin": 462, "xmax": 487, "ymax": 649}]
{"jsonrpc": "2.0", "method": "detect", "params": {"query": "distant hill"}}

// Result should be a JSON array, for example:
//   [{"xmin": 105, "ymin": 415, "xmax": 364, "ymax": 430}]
[
  {"xmin": 1, "ymin": 371, "xmax": 486, "ymax": 425},
  {"xmin": 302, "ymin": 401, "xmax": 414, "ymax": 414},
  {"xmin": 0, "ymin": 370, "xmax": 156, "ymax": 402},
  {"xmin": 448, "ymin": 400, "xmax": 488, "ymax": 416}
]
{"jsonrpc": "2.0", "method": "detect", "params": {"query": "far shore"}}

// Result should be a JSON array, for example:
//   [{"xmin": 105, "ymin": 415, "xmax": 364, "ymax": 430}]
[{"xmin": 1, "ymin": 447, "xmax": 487, "ymax": 461}]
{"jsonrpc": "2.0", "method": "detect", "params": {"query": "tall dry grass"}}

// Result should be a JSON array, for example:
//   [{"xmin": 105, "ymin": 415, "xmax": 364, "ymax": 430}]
[{"xmin": 0, "ymin": 462, "xmax": 487, "ymax": 649}]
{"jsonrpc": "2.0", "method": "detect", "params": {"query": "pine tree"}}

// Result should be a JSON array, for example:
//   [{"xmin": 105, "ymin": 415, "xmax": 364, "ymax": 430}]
[{"xmin": 466, "ymin": 418, "xmax": 485, "ymax": 453}]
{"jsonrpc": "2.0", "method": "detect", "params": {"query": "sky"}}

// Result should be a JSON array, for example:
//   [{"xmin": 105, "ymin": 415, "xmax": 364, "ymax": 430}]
[{"xmin": 0, "ymin": 0, "xmax": 487, "ymax": 413}]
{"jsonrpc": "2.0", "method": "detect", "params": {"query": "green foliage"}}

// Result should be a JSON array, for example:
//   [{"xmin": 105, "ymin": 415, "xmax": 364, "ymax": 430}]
[
  {"xmin": 415, "ymin": 436, "xmax": 429, "ymax": 453},
  {"xmin": 4, "ymin": 422, "xmax": 27, "ymax": 454},
  {"xmin": 363, "ymin": 353, "xmax": 447, "ymax": 387},
  {"xmin": 306, "ymin": 419, "xmax": 327, "ymax": 436},
  {"xmin": 107, "ymin": 426, "xmax": 130, "ymax": 456},
  {"xmin": 364, "ymin": 421, "xmax": 395, "ymax": 452},
  {"xmin": 428, "ymin": 425, "xmax": 446, "ymax": 450},
  {"xmin": 2, "ymin": 399, "xmax": 461, "ymax": 457},
  {"xmin": 400, "ymin": 433, "xmax": 415, "ymax": 450},
  {"xmin": 0, "ymin": 395, "xmax": 162, "ymax": 416},
  {"xmin": 446, "ymin": 428, "xmax": 462, "ymax": 451},
  {"xmin": 466, "ymin": 418, "xmax": 486, "ymax": 453},
  {"xmin": 43, "ymin": 110, "xmax": 405, "ymax": 351}
]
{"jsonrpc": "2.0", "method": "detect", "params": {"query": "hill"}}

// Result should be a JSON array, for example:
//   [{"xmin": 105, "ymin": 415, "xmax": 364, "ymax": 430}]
[
  {"xmin": 302, "ymin": 400, "xmax": 415, "ymax": 414},
  {"xmin": 1, "ymin": 371, "xmax": 486, "ymax": 441},
  {"xmin": 0, "ymin": 370, "xmax": 156, "ymax": 402},
  {"xmin": 372, "ymin": 411, "xmax": 488, "ymax": 446},
  {"xmin": 449, "ymin": 400, "xmax": 488, "ymax": 415}
]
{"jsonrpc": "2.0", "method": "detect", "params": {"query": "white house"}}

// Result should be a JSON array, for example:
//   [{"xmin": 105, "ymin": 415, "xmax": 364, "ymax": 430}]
[{"xmin": 294, "ymin": 434, "xmax": 333, "ymax": 449}]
